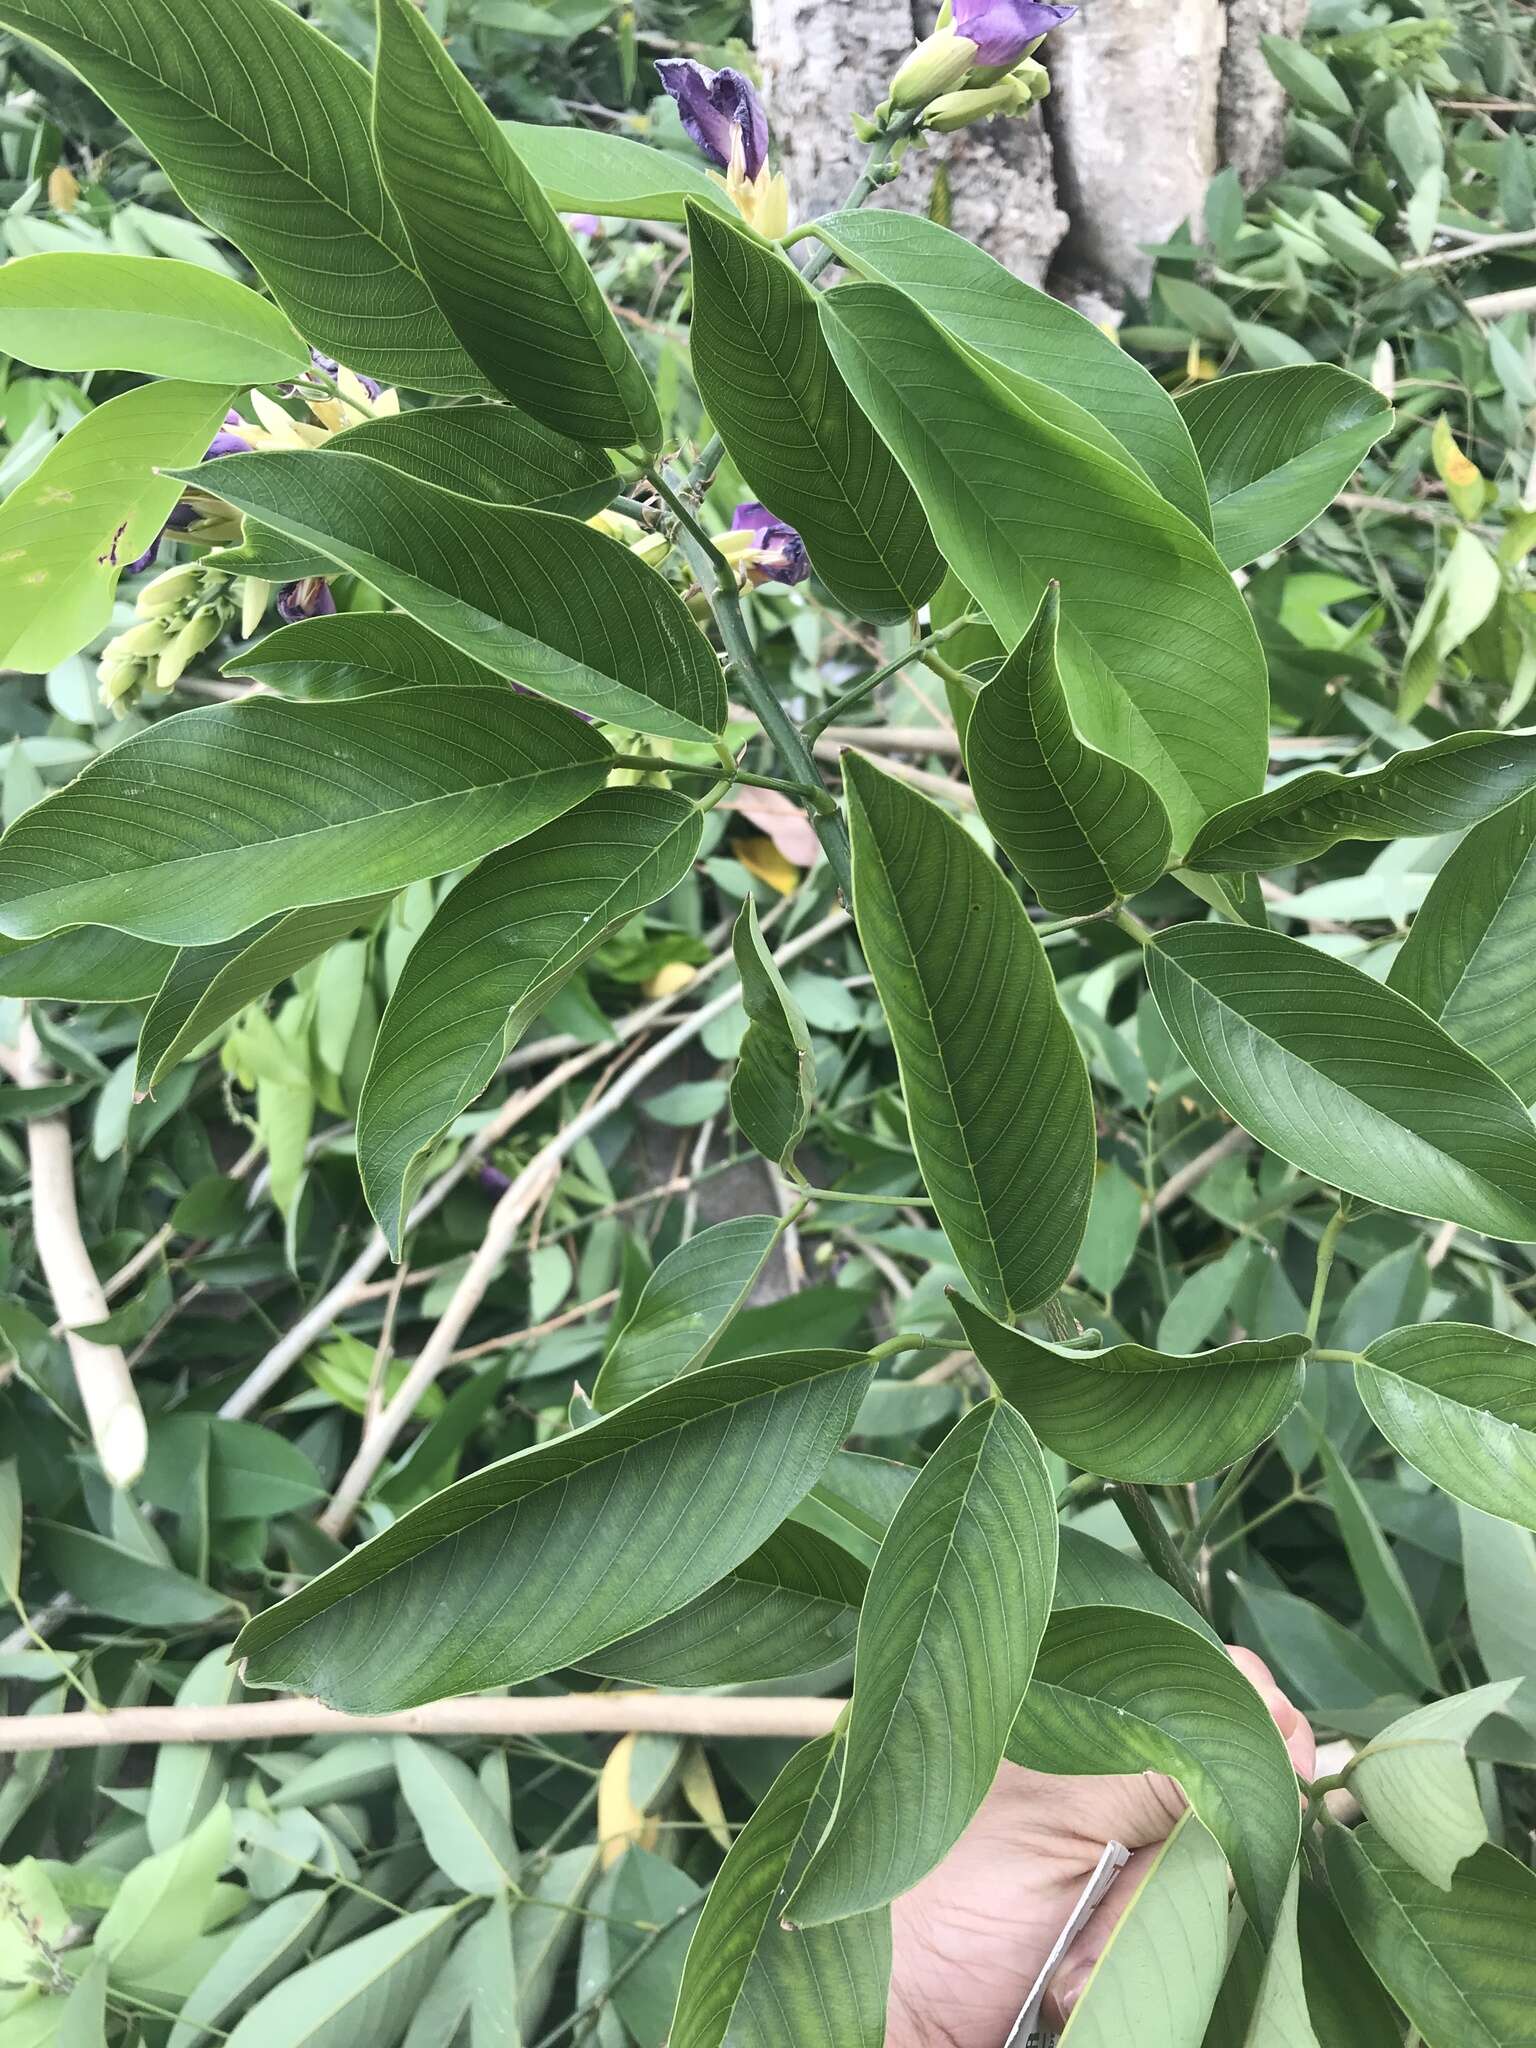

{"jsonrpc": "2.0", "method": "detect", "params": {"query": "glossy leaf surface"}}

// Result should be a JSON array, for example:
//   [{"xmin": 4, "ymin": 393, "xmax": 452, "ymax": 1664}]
[
  {"xmin": 0, "ymin": 928, "xmax": 176, "ymax": 1003},
  {"xmin": 1348, "ymin": 1684, "xmax": 1518, "ymax": 1888},
  {"xmin": 593, "ymin": 1214, "xmax": 781, "ymax": 1409},
  {"xmin": 1356, "ymin": 1323, "xmax": 1536, "ymax": 1530},
  {"xmin": 234, "ymin": 613, "xmax": 500, "ymax": 701}
]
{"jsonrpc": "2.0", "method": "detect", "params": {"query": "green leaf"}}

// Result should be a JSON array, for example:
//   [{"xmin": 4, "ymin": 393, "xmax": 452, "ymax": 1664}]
[
  {"xmin": 1260, "ymin": 35, "xmax": 1351, "ymax": 119},
  {"xmin": 0, "ymin": 1461, "xmax": 18, "ymax": 1608},
  {"xmin": 169, "ymin": 1892, "xmax": 329, "ymax": 2048},
  {"xmin": 0, "ymin": 252, "xmax": 307, "ymax": 383},
  {"xmin": 810, "ymin": 209, "xmax": 1211, "ymax": 533},
  {"xmin": 1388, "ymin": 789, "xmax": 1536, "ymax": 1102},
  {"xmin": 38, "ymin": 1522, "xmax": 229, "ymax": 1626},
  {"xmin": 0, "ymin": 380, "xmax": 234, "ymax": 674},
  {"xmin": 146, "ymin": 1648, "xmax": 240, "ymax": 1853},
  {"xmin": 1175, "ymin": 367, "xmax": 1391, "ymax": 569},
  {"xmin": 0, "ymin": 689, "xmax": 610, "ymax": 946},
  {"xmin": 593, "ymin": 1214, "xmax": 782, "ymax": 1409},
  {"xmin": 1059, "ymin": 1813, "xmax": 1229, "ymax": 2047},
  {"xmin": 179, "ymin": 449, "xmax": 726, "ymax": 743},
  {"xmin": 360, "ymin": 788, "xmax": 701, "ymax": 1253},
  {"xmin": 0, "ymin": 928, "xmax": 176, "ymax": 1002},
  {"xmin": 1006, "ymin": 1607, "xmax": 1301, "ymax": 1939},
  {"xmin": 97, "ymin": 1803, "xmax": 232, "ymax": 1982},
  {"xmin": 1349, "ymin": 1684, "xmax": 1520, "ymax": 1889},
  {"xmin": 1325, "ymin": 1830, "xmax": 1536, "ymax": 2048},
  {"xmin": 327, "ymin": 405, "xmax": 619, "ymax": 519},
  {"xmin": 683, "ymin": 202, "xmax": 942, "ymax": 623},
  {"xmin": 0, "ymin": 0, "xmax": 485, "ymax": 393},
  {"xmin": 141, "ymin": 1416, "xmax": 326, "ymax": 1520},
  {"xmin": 373, "ymin": 0, "xmax": 656, "ymax": 449},
  {"xmin": 501, "ymin": 121, "xmax": 730, "ymax": 222},
  {"xmin": 1311, "ymin": 1427, "xmax": 1439, "ymax": 1690},
  {"xmin": 586, "ymin": 1521, "xmax": 866, "ymax": 1686},
  {"xmin": 1356, "ymin": 1323, "xmax": 1536, "ymax": 1532},
  {"xmin": 952, "ymin": 1293, "xmax": 1306, "ymax": 1483},
  {"xmin": 785, "ymin": 1398, "xmax": 1056, "ymax": 1924},
  {"xmin": 393, "ymin": 1739, "xmax": 519, "ymax": 1895},
  {"xmin": 512, "ymin": 1846, "xmax": 599, "ymax": 2038},
  {"xmin": 821, "ymin": 282, "xmax": 1268, "ymax": 848},
  {"xmin": 1055, "ymin": 1526, "xmax": 1222, "ymax": 1647},
  {"xmin": 671, "ymin": 1736, "xmax": 890, "ymax": 2048},
  {"xmin": 138, "ymin": 896, "xmax": 388, "ymax": 1091},
  {"xmin": 234, "ymin": 1350, "xmax": 871, "ymax": 1710},
  {"xmin": 1146, "ymin": 922, "xmax": 1536, "ymax": 1239},
  {"xmin": 234, "ymin": 613, "xmax": 499, "ymax": 701},
  {"xmin": 1224, "ymin": 1866, "xmax": 1321, "ymax": 2048},
  {"xmin": 1459, "ymin": 1505, "xmax": 1536, "ymax": 1687},
  {"xmin": 965, "ymin": 584, "xmax": 1172, "ymax": 915},
  {"xmin": 56, "ymin": 1955, "xmax": 108, "ymax": 2048},
  {"xmin": 1185, "ymin": 730, "xmax": 1536, "ymax": 873},
  {"xmin": 846, "ymin": 755, "xmax": 1094, "ymax": 1319},
  {"xmin": 730, "ymin": 895, "xmax": 814, "ymax": 1169},
  {"xmin": 1295, "ymin": 1877, "xmax": 1404, "ymax": 2048},
  {"xmin": 224, "ymin": 1907, "xmax": 460, "ymax": 2048}
]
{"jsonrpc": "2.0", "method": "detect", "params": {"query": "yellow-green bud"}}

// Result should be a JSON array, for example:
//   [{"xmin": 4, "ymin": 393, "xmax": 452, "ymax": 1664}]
[
  {"xmin": 1010, "ymin": 56, "xmax": 1050, "ymax": 100},
  {"xmin": 922, "ymin": 74, "xmax": 1033, "ymax": 130},
  {"xmin": 154, "ymin": 607, "xmax": 223, "ymax": 693},
  {"xmin": 889, "ymin": 28, "xmax": 979, "ymax": 110},
  {"xmin": 240, "ymin": 576, "xmax": 271, "ymax": 639},
  {"xmin": 104, "ymin": 619, "xmax": 169, "ymax": 660},
  {"xmin": 627, "ymin": 533, "xmax": 672, "ymax": 571},
  {"xmin": 135, "ymin": 561, "xmax": 203, "ymax": 617}
]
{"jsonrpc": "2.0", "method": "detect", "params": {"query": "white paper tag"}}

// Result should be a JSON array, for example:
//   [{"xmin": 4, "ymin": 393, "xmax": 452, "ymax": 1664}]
[{"xmin": 1003, "ymin": 1840, "xmax": 1130, "ymax": 2048}]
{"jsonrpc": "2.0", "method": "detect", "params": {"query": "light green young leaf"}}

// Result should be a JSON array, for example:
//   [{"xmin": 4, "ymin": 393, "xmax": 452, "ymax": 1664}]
[
  {"xmin": 501, "ymin": 121, "xmax": 730, "ymax": 221},
  {"xmin": 360, "ymin": 788, "xmax": 701, "ymax": 1254},
  {"xmin": 0, "ymin": 380, "xmax": 233, "ymax": 674},
  {"xmin": 0, "ymin": 0, "xmax": 485, "ymax": 392},
  {"xmin": 177, "ymin": 449, "xmax": 726, "ymax": 742},
  {"xmin": 56, "ymin": 1954, "xmax": 108, "ymax": 2048},
  {"xmin": 511, "ymin": 1846, "xmax": 599, "ymax": 2037},
  {"xmin": 671, "ymin": 1736, "xmax": 890, "ymax": 2048},
  {"xmin": 96, "ymin": 1803, "xmax": 233, "ymax": 1983},
  {"xmin": 1356, "ymin": 1323, "xmax": 1536, "ymax": 1532},
  {"xmin": 952, "ymin": 1293, "xmax": 1305, "ymax": 1483},
  {"xmin": 393, "ymin": 1740, "xmax": 519, "ymax": 1896},
  {"xmin": 0, "ymin": 690, "xmax": 610, "ymax": 946},
  {"xmin": 169, "ymin": 1892, "xmax": 330, "ymax": 2048},
  {"xmin": 730, "ymin": 896, "xmax": 814, "ymax": 1169},
  {"xmin": 224, "ymin": 1906, "xmax": 460, "ymax": 2048},
  {"xmin": 593, "ymin": 1214, "xmax": 782, "ymax": 1408},
  {"xmin": 966, "ymin": 584, "xmax": 1172, "ymax": 915},
  {"xmin": 373, "ymin": 0, "xmax": 656, "ymax": 449},
  {"xmin": 466, "ymin": 1893, "xmax": 518, "ymax": 2046},
  {"xmin": 146, "ymin": 1648, "xmax": 240, "ymax": 1853},
  {"xmin": 684, "ymin": 201, "xmax": 942, "ymax": 622},
  {"xmin": 234, "ymin": 1351, "xmax": 871, "ymax": 1710},
  {"xmin": 1228, "ymin": 1866, "xmax": 1322, "ymax": 2048},
  {"xmin": 785, "ymin": 1399, "xmax": 1056, "ymax": 1924},
  {"xmin": 1348, "ymin": 1683, "xmax": 1520, "ymax": 1889},
  {"xmin": 1399, "ymin": 531, "xmax": 1501, "ymax": 720},
  {"xmin": 0, "ymin": 252, "xmax": 307, "ymax": 382},
  {"xmin": 845, "ymin": 754, "xmax": 1095, "ymax": 1320},
  {"xmin": 1459, "ymin": 1505, "xmax": 1536, "ymax": 1687},
  {"xmin": 1175, "ymin": 366, "xmax": 1390, "ymax": 569},
  {"xmin": 0, "ymin": 1461, "xmax": 20, "ymax": 1607},
  {"xmin": 1147, "ymin": 922, "xmax": 1536, "ymax": 1240},
  {"xmin": 1260, "ymin": 34, "xmax": 1350, "ymax": 116}
]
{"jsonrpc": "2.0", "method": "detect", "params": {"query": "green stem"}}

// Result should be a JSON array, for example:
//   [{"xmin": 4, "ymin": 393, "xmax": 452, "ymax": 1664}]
[
  {"xmin": 867, "ymin": 1331, "xmax": 953, "ymax": 1361},
  {"xmin": 799, "ymin": 113, "xmax": 919, "ymax": 284},
  {"xmin": 1114, "ymin": 907, "xmax": 1156, "ymax": 946},
  {"xmin": 1306, "ymin": 1202, "xmax": 1350, "ymax": 1344},
  {"xmin": 608, "ymin": 751, "xmax": 835, "ymax": 814},
  {"xmin": 1186, "ymin": 1441, "xmax": 1276, "ymax": 1553},
  {"xmin": 1114, "ymin": 1482, "xmax": 1209, "ymax": 1616},
  {"xmin": 802, "ymin": 614, "xmax": 983, "ymax": 741}
]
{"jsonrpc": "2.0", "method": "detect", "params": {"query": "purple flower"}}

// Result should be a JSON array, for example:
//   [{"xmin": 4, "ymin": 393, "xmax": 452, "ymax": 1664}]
[
  {"xmin": 124, "ymin": 538, "xmax": 160, "ymax": 577},
  {"xmin": 732, "ymin": 500, "xmax": 810, "ymax": 586},
  {"xmin": 567, "ymin": 213, "xmax": 602, "ymax": 238},
  {"xmin": 276, "ymin": 578, "xmax": 337, "ymax": 624},
  {"xmin": 655, "ymin": 59, "xmax": 769, "ymax": 180},
  {"xmin": 309, "ymin": 348, "xmax": 382, "ymax": 402},
  {"xmin": 204, "ymin": 411, "xmax": 253, "ymax": 460},
  {"xmin": 952, "ymin": 0, "xmax": 1075, "ymax": 66}
]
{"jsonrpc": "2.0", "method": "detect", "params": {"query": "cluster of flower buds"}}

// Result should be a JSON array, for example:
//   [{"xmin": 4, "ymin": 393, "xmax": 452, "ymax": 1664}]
[
  {"xmin": 656, "ymin": 59, "xmax": 789, "ymax": 239},
  {"xmin": 879, "ymin": 0, "xmax": 1073, "ymax": 135},
  {"xmin": 97, "ymin": 562, "xmax": 247, "ymax": 716}
]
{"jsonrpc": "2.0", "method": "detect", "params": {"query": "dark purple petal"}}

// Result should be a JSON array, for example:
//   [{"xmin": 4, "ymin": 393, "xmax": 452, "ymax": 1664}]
[
  {"xmin": 952, "ymin": 0, "xmax": 1075, "ymax": 65},
  {"xmin": 309, "ymin": 346, "xmax": 383, "ymax": 402},
  {"xmin": 731, "ymin": 500, "xmax": 809, "ymax": 585},
  {"xmin": 731, "ymin": 500, "xmax": 774, "ymax": 535},
  {"xmin": 655, "ymin": 59, "xmax": 769, "ymax": 179},
  {"xmin": 204, "ymin": 426, "xmax": 253, "ymax": 460},
  {"xmin": 166, "ymin": 501, "xmax": 202, "ymax": 531},
  {"xmin": 276, "ymin": 578, "xmax": 338, "ymax": 624},
  {"xmin": 478, "ymin": 1163, "xmax": 513, "ymax": 1195}
]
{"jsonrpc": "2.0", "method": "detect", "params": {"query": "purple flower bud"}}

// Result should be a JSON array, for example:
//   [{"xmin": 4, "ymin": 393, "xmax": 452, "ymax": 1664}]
[
  {"xmin": 951, "ymin": 0, "xmax": 1075, "ymax": 66},
  {"xmin": 309, "ymin": 347, "xmax": 383, "ymax": 402},
  {"xmin": 204, "ymin": 424, "xmax": 254, "ymax": 461},
  {"xmin": 731, "ymin": 500, "xmax": 810, "ymax": 586},
  {"xmin": 478, "ymin": 1163, "xmax": 513, "ymax": 1196},
  {"xmin": 276, "ymin": 578, "xmax": 338, "ymax": 624},
  {"xmin": 655, "ymin": 59, "xmax": 769, "ymax": 180},
  {"xmin": 567, "ymin": 213, "xmax": 602, "ymax": 238}
]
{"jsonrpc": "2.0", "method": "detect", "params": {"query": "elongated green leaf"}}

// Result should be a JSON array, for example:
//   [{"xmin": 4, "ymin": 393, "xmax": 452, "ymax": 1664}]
[
  {"xmin": 39, "ymin": 1522, "xmax": 229, "ymax": 1625},
  {"xmin": 235, "ymin": 1350, "xmax": 871, "ymax": 1709},
  {"xmin": 0, "ymin": 0, "xmax": 484, "ymax": 393},
  {"xmin": 1356, "ymin": 1322, "xmax": 1536, "ymax": 1531},
  {"xmin": 586, "ymin": 1522, "xmax": 866, "ymax": 1686},
  {"xmin": 169, "ymin": 1894, "xmax": 330, "ymax": 2048},
  {"xmin": 234, "ymin": 613, "xmax": 499, "ymax": 700},
  {"xmin": 512, "ymin": 1846, "xmax": 599, "ymax": 2038},
  {"xmin": 1224, "ymin": 1867, "xmax": 1322, "ymax": 2048},
  {"xmin": 1312, "ymin": 1427, "xmax": 1439, "ymax": 1690},
  {"xmin": 393, "ymin": 1739, "xmax": 518, "ymax": 1895},
  {"xmin": 374, "ymin": 0, "xmax": 656, "ymax": 449},
  {"xmin": 966, "ymin": 584, "xmax": 1172, "ymax": 915},
  {"xmin": 138, "ymin": 896, "xmax": 389, "ymax": 1091},
  {"xmin": 1056, "ymin": 1526, "xmax": 1222, "ymax": 1646},
  {"xmin": 331, "ymin": 406, "xmax": 618, "ymax": 519},
  {"xmin": 146, "ymin": 1648, "xmax": 239, "ymax": 1853},
  {"xmin": 684, "ymin": 202, "xmax": 941, "ymax": 622},
  {"xmin": 786, "ymin": 1398, "xmax": 1056, "ymax": 1924},
  {"xmin": 1059, "ymin": 1813, "xmax": 1229, "ymax": 2047},
  {"xmin": 97, "ymin": 1804, "xmax": 232, "ymax": 1981},
  {"xmin": 1326, "ymin": 1830, "xmax": 1536, "ymax": 2048},
  {"xmin": 952, "ymin": 1293, "xmax": 1305, "ymax": 1483},
  {"xmin": 1176, "ymin": 366, "xmax": 1391, "ymax": 568},
  {"xmin": 0, "ymin": 690, "xmax": 609, "ymax": 947},
  {"xmin": 822, "ymin": 283, "xmax": 1267, "ymax": 848},
  {"xmin": 1006, "ymin": 1607, "xmax": 1301, "ymax": 1938},
  {"xmin": 225, "ymin": 1907, "xmax": 460, "ymax": 2048},
  {"xmin": 593, "ymin": 1214, "xmax": 781, "ymax": 1409},
  {"xmin": 179, "ymin": 450, "xmax": 726, "ymax": 743},
  {"xmin": 1186, "ymin": 730, "xmax": 1536, "ymax": 873},
  {"xmin": 811, "ymin": 209, "xmax": 1211, "ymax": 532},
  {"xmin": 845, "ymin": 754, "xmax": 1095, "ymax": 1320},
  {"xmin": 1147, "ymin": 922, "xmax": 1536, "ymax": 1239},
  {"xmin": 141, "ymin": 1417, "xmax": 325, "ymax": 1520},
  {"xmin": 672, "ymin": 1736, "xmax": 890, "ymax": 2048},
  {"xmin": 502, "ymin": 121, "xmax": 730, "ymax": 222},
  {"xmin": 1295, "ymin": 1878, "xmax": 1403, "ymax": 2048},
  {"xmin": 730, "ymin": 895, "xmax": 814, "ymax": 1168},
  {"xmin": 0, "ymin": 928, "xmax": 175, "ymax": 1001},
  {"xmin": 0, "ymin": 380, "xmax": 233, "ymax": 674},
  {"xmin": 0, "ymin": 252, "xmax": 307, "ymax": 382},
  {"xmin": 1349, "ymin": 1684, "xmax": 1519, "ymax": 1889},
  {"xmin": 1388, "ymin": 789, "xmax": 1536, "ymax": 1102},
  {"xmin": 1460, "ymin": 1504, "xmax": 1536, "ymax": 1686},
  {"xmin": 360, "ymin": 789, "xmax": 701, "ymax": 1253}
]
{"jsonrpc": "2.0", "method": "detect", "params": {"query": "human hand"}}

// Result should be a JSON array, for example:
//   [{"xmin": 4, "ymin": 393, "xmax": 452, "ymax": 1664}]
[{"xmin": 884, "ymin": 1646, "xmax": 1316, "ymax": 2046}]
